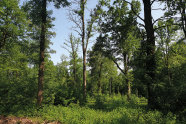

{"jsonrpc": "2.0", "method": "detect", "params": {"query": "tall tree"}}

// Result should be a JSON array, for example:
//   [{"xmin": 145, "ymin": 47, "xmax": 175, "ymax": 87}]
[
  {"xmin": 63, "ymin": 34, "xmax": 83, "ymax": 101},
  {"xmin": 97, "ymin": 0, "xmax": 141, "ymax": 100},
  {"xmin": 64, "ymin": 34, "xmax": 80, "ymax": 85},
  {"xmin": 124, "ymin": 0, "xmax": 162, "ymax": 108},
  {"xmin": 0, "ymin": 0, "xmax": 26, "ymax": 51},
  {"xmin": 142, "ymin": 0, "xmax": 156, "ymax": 108},
  {"xmin": 0, "ymin": 0, "xmax": 38, "ymax": 111},
  {"xmin": 69, "ymin": 0, "xmax": 101, "ymax": 103},
  {"xmin": 88, "ymin": 43, "xmax": 105, "ymax": 94},
  {"xmin": 38, "ymin": 0, "xmax": 70, "ymax": 106},
  {"xmin": 25, "ymin": 0, "xmax": 70, "ymax": 106},
  {"xmin": 37, "ymin": 0, "xmax": 47, "ymax": 106},
  {"xmin": 155, "ymin": 19, "xmax": 178, "ymax": 86},
  {"xmin": 88, "ymin": 42, "xmax": 118, "ymax": 95}
]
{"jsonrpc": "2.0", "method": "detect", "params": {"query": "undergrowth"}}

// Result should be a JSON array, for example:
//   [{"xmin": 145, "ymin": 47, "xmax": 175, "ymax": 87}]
[{"xmin": 1, "ymin": 94, "xmax": 182, "ymax": 124}]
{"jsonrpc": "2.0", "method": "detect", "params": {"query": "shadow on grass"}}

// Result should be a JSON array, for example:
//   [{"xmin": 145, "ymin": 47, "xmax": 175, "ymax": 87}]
[{"xmin": 87, "ymin": 95, "xmax": 148, "ymax": 112}]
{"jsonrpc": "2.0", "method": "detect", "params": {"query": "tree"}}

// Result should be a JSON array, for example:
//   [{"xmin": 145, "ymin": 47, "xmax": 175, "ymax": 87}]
[
  {"xmin": 88, "ymin": 42, "xmax": 108, "ymax": 94},
  {"xmin": 97, "ymin": 0, "xmax": 141, "ymax": 100},
  {"xmin": 141, "ymin": 0, "xmax": 157, "ymax": 108},
  {"xmin": 0, "ymin": 0, "xmax": 27, "ymax": 51},
  {"xmin": 123, "ymin": 0, "xmax": 165, "ymax": 108},
  {"xmin": 69, "ymin": 0, "xmax": 101, "ymax": 103},
  {"xmin": 37, "ymin": 0, "xmax": 47, "ymax": 106},
  {"xmin": 0, "ymin": 0, "xmax": 38, "ymax": 111},
  {"xmin": 88, "ymin": 49, "xmax": 104, "ymax": 94},
  {"xmin": 63, "ymin": 34, "xmax": 83, "ymax": 101},
  {"xmin": 25, "ymin": 0, "xmax": 70, "ymax": 106},
  {"xmin": 63, "ymin": 34, "xmax": 80, "ymax": 86},
  {"xmin": 161, "ymin": 0, "xmax": 186, "ymax": 38},
  {"xmin": 88, "ymin": 42, "xmax": 118, "ymax": 96},
  {"xmin": 155, "ymin": 19, "xmax": 178, "ymax": 85}
]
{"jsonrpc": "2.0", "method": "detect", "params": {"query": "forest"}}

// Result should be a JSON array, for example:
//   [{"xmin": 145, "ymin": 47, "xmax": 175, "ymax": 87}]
[{"xmin": 0, "ymin": 0, "xmax": 185, "ymax": 123}]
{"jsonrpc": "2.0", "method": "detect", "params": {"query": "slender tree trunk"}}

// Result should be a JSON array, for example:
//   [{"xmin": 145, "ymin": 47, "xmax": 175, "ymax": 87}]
[
  {"xmin": 124, "ymin": 54, "xmax": 130, "ymax": 101},
  {"xmin": 183, "ymin": 0, "xmax": 186, "ymax": 38},
  {"xmin": 180, "ymin": 0, "xmax": 186, "ymax": 38},
  {"xmin": 127, "ymin": 80, "xmax": 131, "ymax": 100},
  {"xmin": 83, "ymin": 50, "xmax": 86, "ymax": 102},
  {"xmin": 72, "ymin": 52, "xmax": 77, "ymax": 85},
  {"xmin": 165, "ymin": 39, "xmax": 171, "ymax": 86},
  {"xmin": 109, "ymin": 77, "xmax": 113, "ymax": 96},
  {"xmin": 98, "ymin": 62, "xmax": 103, "ymax": 93},
  {"xmin": 143, "ymin": 0, "xmax": 156, "ymax": 108},
  {"xmin": 37, "ymin": 0, "xmax": 47, "ymax": 106},
  {"xmin": 73, "ymin": 57, "xmax": 77, "ymax": 83},
  {"xmin": 136, "ymin": 88, "xmax": 138, "ymax": 97},
  {"xmin": 69, "ymin": 34, "xmax": 77, "ymax": 88},
  {"xmin": 80, "ymin": 0, "xmax": 87, "ymax": 103}
]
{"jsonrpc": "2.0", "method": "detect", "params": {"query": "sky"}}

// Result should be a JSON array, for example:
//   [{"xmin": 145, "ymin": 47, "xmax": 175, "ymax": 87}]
[
  {"xmin": 47, "ymin": 0, "xmax": 100, "ymax": 65},
  {"xmin": 20, "ymin": 0, "xmax": 165, "ymax": 65}
]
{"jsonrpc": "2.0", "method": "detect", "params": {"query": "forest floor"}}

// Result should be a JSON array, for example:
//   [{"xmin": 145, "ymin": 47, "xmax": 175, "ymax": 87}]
[
  {"xmin": 0, "ymin": 95, "xmax": 182, "ymax": 124},
  {"xmin": 0, "ymin": 115, "xmax": 60, "ymax": 124}
]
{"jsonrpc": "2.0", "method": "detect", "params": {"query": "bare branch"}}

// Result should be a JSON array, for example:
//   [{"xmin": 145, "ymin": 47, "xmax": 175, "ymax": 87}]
[
  {"xmin": 138, "ymin": 23, "xmax": 145, "ymax": 28},
  {"xmin": 72, "ymin": 28, "xmax": 82, "ymax": 36},
  {"xmin": 61, "ymin": 45, "xmax": 71, "ymax": 53},
  {"xmin": 151, "ymin": 0, "xmax": 156, "ymax": 5},
  {"xmin": 153, "ymin": 17, "xmax": 164, "ymax": 25},
  {"xmin": 68, "ymin": 11, "xmax": 83, "ymax": 32},
  {"xmin": 111, "ymin": 58, "xmax": 125, "ymax": 75},
  {"xmin": 85, "ymin": 9, "xmax": 98, "ymax": 50},
  {"xmin": 152, "ymin": 8, "xmax": 165, "ymax": 11}
]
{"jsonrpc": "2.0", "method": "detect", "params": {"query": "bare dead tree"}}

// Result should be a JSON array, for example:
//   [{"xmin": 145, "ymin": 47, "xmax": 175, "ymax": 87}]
[{"xmin": 68, "ymin": 0, "xmax": 100, "ymax": 103}]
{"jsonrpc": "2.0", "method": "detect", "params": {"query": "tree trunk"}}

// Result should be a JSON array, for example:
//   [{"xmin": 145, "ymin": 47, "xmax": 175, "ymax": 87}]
[
  {"xmin": 37, "ymin": 0, "xmax": 47, "ymax": 106},
  {"xmin": 98, "ymin": 62, "xmax": 103, "ymax": 93},
  {"xmin": 83, "ymin": 50, "xmax": 86, "ymax": 102},
  {"xmin": 143, "ymin": 0, "xmax": 156, "ymax": 108},
  {"xmin": 109, "ymin": 77, "xmax": 113, "ymax": 96},
  {"xmin": 165, "ymin": 39, "xmax": 171, "ymax": 86},
  {"xmin": 73, "ymin": 57, "xmax": 77, "ymax": 83},
  {"xmin": 124, "ymin": 54, "xmax": 130, "ymax": 101},
  {"xmin": 180, "ymin": 0, "xmax": 186, "ymax": 38},
  {"xmin": 80, "ymin": 0, "xmax": 86, "ymax": 103},
  {"xmin": 127, "ymin": 80, "xmax": 131, "ymax": 100}
]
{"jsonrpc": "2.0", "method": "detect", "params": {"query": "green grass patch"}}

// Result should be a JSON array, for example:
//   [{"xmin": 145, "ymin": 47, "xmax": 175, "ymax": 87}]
[{"xmin": 1, "ymin": 95, "xmax": 179, "ymax": 124}]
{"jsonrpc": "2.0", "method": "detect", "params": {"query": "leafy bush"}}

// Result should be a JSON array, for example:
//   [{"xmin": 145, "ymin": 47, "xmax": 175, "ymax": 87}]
[{"xmin": 94, "ymin": 94, "xmax": 105, "ymax": 109}]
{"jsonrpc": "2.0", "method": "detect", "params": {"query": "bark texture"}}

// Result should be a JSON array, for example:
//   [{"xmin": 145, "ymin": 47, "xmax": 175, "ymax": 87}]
[
  {"xmin": 37, "ymin": 0, "xmax": 47, "ymax": 106},
  {"xmin": 143, "ymin": 0, "xmax": 156, "ymax": 108},
  {"xmin": 80, "ymin": 0, "xmax": 86, "ymax": 102}
]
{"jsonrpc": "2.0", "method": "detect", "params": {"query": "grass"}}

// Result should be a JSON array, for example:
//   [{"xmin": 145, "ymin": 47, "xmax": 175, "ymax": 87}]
[{"xmin": 1, "ymin": 94, "xmax": 179, "ymax": 124}]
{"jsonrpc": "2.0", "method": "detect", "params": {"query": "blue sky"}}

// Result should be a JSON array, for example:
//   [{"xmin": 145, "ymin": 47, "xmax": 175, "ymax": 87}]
[
  {"xmin": 48, "ymin": 0, "xmax": 99, "ymax": 65},
  {"xmin": 20, "ymin": 0, "xmax": 164, "ymax": 65}
]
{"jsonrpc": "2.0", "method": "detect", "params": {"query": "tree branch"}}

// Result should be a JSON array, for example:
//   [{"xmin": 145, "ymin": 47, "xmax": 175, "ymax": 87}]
[
  {"xmin": 111, "ymin": 58, "xmax": 125, "ymax": 75},
  {"xmin": 123, "ymin": 0, "xmax": 144, "ymax": 22},
  {"xmin": 138, "ymin": 23, "xmax": 145, "ymax": 28},
  {"xmin": 152, "ymin": 8, "xmax": 165, "ymax": 11},
  {"xmin": 154, "ymin": 23, "xmax": 180, "ymax": 31},
  {"xmin": 151, "ymin": 0, "xmax": 156, "ymax": 5}
]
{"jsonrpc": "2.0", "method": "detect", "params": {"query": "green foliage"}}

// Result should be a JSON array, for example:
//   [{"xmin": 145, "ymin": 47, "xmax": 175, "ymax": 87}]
[
  {"xmin": 0, "ymin": 0, "xmax": 185, "ymax": 123},
  {"xmin": 94, "ymin": 94, "xmax": 105, "ymax": 109},
  {"xmin": 3, "ymin": 95, "xmax": 179, "ymax": 124},
  {"xmin": 88, "ymin": 44, "xmax": 118, "ymax": 95},
  {"xmin": 0, "ymin": 0, "xmax": 27, "ymax": 50}
]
